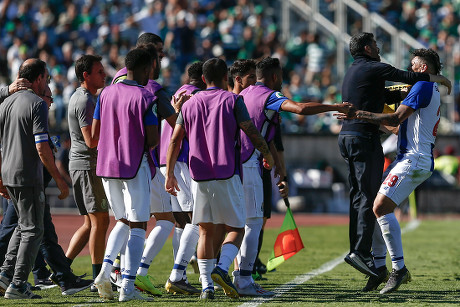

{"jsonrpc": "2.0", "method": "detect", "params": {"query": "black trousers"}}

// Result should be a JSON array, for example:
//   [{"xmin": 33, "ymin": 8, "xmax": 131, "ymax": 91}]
[
  {"xmin": 0, "ymin": 199, "xmax": 74, "ymax": 284},
  {"xmin": 338, "ymin": 134, "xmax": 384, "ymax": 258}
]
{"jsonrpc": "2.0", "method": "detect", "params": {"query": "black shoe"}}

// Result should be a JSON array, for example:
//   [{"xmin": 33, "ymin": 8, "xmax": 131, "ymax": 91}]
[
  {"xmin": 165, "ymin": 278, "xmax": 201, "ymax": 295},
  {"xmin": 253, "ymin": 258, "xmax": 267, "ymax": 275},
  {"xmin": 34, "ymin": 278, "xmax": 57, "ymax": 290},
  {"xmin": 380, "ymin": 266, "xmax": 411, "ymax": 294},
  {"xmin": 61, "ymin": 276, "xmax": 93, "ymax": 295},
  {"xmin": 362, "ymin": 266, "xmax": 389, "ymax": 292},
  {"xmin": 344, "ymin": 252, "xmax": 378, "ymax": 277}
]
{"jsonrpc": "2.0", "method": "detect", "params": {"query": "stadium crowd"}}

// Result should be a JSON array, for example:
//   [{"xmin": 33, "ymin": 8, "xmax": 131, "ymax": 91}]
[{"xmin": 1, "ymin": 0, "xmax": 458, "ymax": 135}]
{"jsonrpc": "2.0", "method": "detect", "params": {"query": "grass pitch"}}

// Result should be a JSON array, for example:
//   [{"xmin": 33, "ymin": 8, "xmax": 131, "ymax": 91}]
[{"xmin": 4, "ymin": 218, "xmax": 460, "ymax": 306}]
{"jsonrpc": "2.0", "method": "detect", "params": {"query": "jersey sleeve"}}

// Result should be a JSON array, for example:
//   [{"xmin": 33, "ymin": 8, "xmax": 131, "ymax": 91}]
[
  {"xmin": 156, "ymin": 89, "xmax": 175, "ymax": 119},
  {"xmin": 93, "ymin": 96, "xmax": 101, "ymax": 120},
  {"xmin": 234, "ymin": 96, "xmax": 251, "ymax": 124},
  {"xmin": 401, "ymin": 82, "xmax": 433, "ymax": 110},
  {"xmin": 144, "ymin": 102, "xmax": 159, "ymax": 126},
  {"xmin": 33, "ymin": 100, "xmax": 49, "ymax": 143},
  {"xmin": 266, "ymin": 91, "xmax": 288, "ymax": 112},
  {"xmin": 75, "ymin": 96, "xmax": 95, "ymax": 128}
]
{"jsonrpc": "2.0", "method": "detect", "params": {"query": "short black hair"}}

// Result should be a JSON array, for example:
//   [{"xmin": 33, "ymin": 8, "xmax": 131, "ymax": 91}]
[
  {"xmin": 411, "ymin": 48, "xmax": 442, "ymax": 75},
  {"xmin": 256, "ymin": 57, "xmax": 280, "ymax": 79},
  {"xmin": 202, "ymin": 58, "xmax": 227, "ymax": 84},
  {"xmin": 230, "ymin": 59, "xmax": 256, "ymax": 80},
  {"xmin": 136, "ymin": 33, "xmax": 163, "ymax": 47},
  {"xmin": 349, "ymin": 32, "xmax": 375, "ymax": 58},
  {"xmin": 136, "ymin": 43, "xmax": 158, "ymax": 63},
  {"xmin": 18, "ymin": 59, "xmax": 46, "ymax": 82},
  {"xmin": 187, "ymin": 61, "xmax": 204, "ymax": 80},
  {"xmin": 75, "ymin": 54, "xmax": 103, "ymax": 83},
  {"xmin": 125, "ymin": 49, "xmax": 152, "ymax": 71}
]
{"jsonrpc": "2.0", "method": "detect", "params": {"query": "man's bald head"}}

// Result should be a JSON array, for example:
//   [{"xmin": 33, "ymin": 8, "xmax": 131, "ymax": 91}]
[{"xmin": 19, "ymin": 59, "xmax": 47, "ymax": 83}]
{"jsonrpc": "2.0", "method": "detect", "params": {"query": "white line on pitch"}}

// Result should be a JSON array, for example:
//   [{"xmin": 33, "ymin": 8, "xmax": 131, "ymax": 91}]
[{"xmin": 238, "ymin": 219, "xmax": 421, "ymax": 307}]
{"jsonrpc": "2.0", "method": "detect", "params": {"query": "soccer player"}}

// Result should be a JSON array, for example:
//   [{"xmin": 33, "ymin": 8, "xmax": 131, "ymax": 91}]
[
  {"xmin": 165, "ymin": 58, "xmax": 274, "ymax": 300},
  {"xmin": 162, "ymin": 61, "xmax": 206, "ymax": 295},
  {"xmin": 233, "ymin": 57, "xmax": 353, "ymax": 295},
  {"xmin": 0, "ymin": 59, "xmax": 69, "ymax": 299},
  {"xmin": 66, "ymin": 54, "xmax": 109, "ymax": 286},
  {"xmin": 112, "ymin": 34, "xmax": 178, "ymax": 296},
  {"xmin": 92, "ymin": 48, "xmax": 158, "ymax": 302},
  {"xmin": 336, "ymin": 48, "xmax": 444, "ymax": 293},
  {"xmin": 338, "ymin": 33, "xmax": 451, "ymax": 279}
]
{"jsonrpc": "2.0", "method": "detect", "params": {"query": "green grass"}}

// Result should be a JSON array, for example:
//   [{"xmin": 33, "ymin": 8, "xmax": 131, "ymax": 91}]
[{"xmin": 5, "ymin": 219, "xmax": 460, "ymax": 306}]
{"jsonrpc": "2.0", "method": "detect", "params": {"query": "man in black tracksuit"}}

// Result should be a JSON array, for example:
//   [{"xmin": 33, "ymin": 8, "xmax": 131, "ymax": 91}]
[{"xmin": 338, "ymin": 32, "xmax": 451, "ymax": 279}]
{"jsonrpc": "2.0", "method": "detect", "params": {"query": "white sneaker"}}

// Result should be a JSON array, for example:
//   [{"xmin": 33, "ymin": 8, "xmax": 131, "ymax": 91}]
[
  {"xmin": 94, "ymin": 274, "xmax": 114, "ymax": 300},
  {"xmin": 236, "ymin": 282, "xmax": 275, "ymax": 297},
  {"xmin": 119, "ymin": 288, "xmax": 154, "ymax": 302}
]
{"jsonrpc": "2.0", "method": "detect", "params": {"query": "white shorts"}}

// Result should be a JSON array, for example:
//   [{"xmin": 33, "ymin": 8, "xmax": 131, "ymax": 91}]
[
  {"xmin": 102, "ymin": 156, "xmax": 151, "ymax": 222},
  {"xmin": 242, "ymin": 161, "xmax": 264, "ymax": 219},
  {"xmin": 160, "ymin": 162, "xmax": 193, "ymax": 212},
  {"xmin": 191, "ymin": 175, "xmax": 245, "ymax": 228},
  {"xmin": 150, "ymin": 167, "xmax": 172, "ymax": 213},
  {"xmin": 379, "ymin": 157, "xmax": 432, "ymax": 205}
]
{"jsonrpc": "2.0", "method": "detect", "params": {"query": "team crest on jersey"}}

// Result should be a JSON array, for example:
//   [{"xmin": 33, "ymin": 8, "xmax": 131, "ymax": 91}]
[{"xmin": 275, "ymin": 92, "xmax": 284, "ymax": 98}]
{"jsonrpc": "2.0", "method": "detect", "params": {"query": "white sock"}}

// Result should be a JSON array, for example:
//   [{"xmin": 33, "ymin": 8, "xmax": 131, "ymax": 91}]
[
  {"xmin": 371, "ymin": 220, "xmax": 387, "ymax": 268},
  {"xmin": 137, "ymin": 220, "xmax": 174, "ymax": 276},
  {"xmin": 239, "ymin": 218, "xmax": 263, "ymax": 279},
  {"xmin": 172, "ymin": 226, "xmax": 184, "ymax": 261},
  {"xmin": 377, "ymin": 213, "xmax": 404, "ymax": 270},
  {"xmin": 119, "ymin": 240, "xmax": 127, "ymax": 277},
  {"xmin": 217, "ymin": 243, "xmax": 239, "ymax": 273},
  {"xmin": 122, "ymin": 228, "xmax": 146, "ymax": 293},
  {"xmin": 169, "ymin": 223, "xmax": 199, "ymax": 282},
  {"xmin": 198, "ymin": 259, "xmax": 215, "ymax": 291},
  {"xmin": 100, "ymin": 221, "xmax": 129, "ymax": 278}
]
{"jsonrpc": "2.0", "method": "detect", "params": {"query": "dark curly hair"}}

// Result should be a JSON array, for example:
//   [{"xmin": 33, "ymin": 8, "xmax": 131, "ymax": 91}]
[{"xmin": 411, "ymin": 48, "xmax": 442, "ymax": 75}]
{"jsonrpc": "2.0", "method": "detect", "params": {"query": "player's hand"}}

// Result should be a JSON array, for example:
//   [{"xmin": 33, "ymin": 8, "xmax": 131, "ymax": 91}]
[
  {"xmin": 165, "ymin": 175, "xmax": 180, "ymax": 196},
  {"xmin": 8, "ymin": 78, "xmax": 31, "ymax": 95},
  {"xmin": 277, "ymin": 180, "xmax": 289, "ymax": 198},
  {"xmin": 172, "ymin": 90, "xmax": 192, "ymax": 113},
  {"xmin": 0, "ymin": 179, "xmax": 10, "ymax": 200},
  {"xmin": 56, "ymin": 178, "xmax": 69, "ymax": 200},
  {"xmin": 439, "ymin": 75, "xmax": 452, "ymax": 95},
  {"xmin": 263, "ymin": 154, "xmax": 274, "ymax": 171}
]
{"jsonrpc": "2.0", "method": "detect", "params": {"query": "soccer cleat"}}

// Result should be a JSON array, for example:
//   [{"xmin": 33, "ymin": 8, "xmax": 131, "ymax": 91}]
[
  {"xmin": 189, "ymin": 255, "xmax": 200, "ymax": 274},
  {"xmin": 4, "ymin": 283, "xmax": 42, "ymax": 299},
  {"xmin": 119, "ymin": 287, "xmax": 154, "ymax": 302},
  {"xmin": 236, "ymin": 282, "xmax": 275, "ymax": 297},
  {"xmin": 35, "ymin": 278, "xmax": 57, "ymax": 290},
  {"xmin": 61, "ymin": 276, "xmax": 93, "ymax": 295},
  {"xmin": 94, "ymin": 274, "xmax": 114, "ymax": 300},
  {"xmin": 362, "ymin": 266, "xmax": 390, "ymax": 292},
  {"xmin": 211, "ymin": 267, "xmax": 239, "ymax": 299},
  {"xmin": 110, "ymin": 269, "xmax": 122, "ymax": 289},
  {"xmin": 344, "ymin": 252, "xmax": 378, "ymax": 277},
  {"xmin": 253, "ymin": 257, "xmax": 267, "ymax": 275},
  {"xmin": 0, "ymin": 272, "xmax": 11, "ymax": 295},
  {"xmin": 135, "ymin": 274, "xmax": 163, "ymax": 296},
  {"xmin": 200, "ymin": 288, "xmax": 215, "ymax": 300},
  {"xmin": 380, "ymin": 266, "xmax": 412, "ymax": 294},
  {"xmin": 165, "ymin": 278, "xmax": 201, "ymax": 295}
]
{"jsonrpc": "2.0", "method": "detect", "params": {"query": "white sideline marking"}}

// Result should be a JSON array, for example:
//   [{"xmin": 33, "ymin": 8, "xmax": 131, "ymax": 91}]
[{"xmin": 238, "ymin": 219, "xmax": 421, "ymax": 307}]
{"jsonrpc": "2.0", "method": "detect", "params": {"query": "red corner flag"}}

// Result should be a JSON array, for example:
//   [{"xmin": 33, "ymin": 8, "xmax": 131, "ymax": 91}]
[{"xmin": 266, "ymin": 206, "xmax": 304, "ymax": 271}]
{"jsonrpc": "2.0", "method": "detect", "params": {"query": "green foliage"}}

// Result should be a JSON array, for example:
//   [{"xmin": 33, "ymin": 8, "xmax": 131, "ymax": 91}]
[{"xmin": 6, "ymin": 219, "xmax": 460, "ymax": 306}]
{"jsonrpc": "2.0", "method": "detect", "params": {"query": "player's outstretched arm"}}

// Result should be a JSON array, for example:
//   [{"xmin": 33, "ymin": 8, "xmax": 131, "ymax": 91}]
[
  {"xmin": 281, "ymin": 99, "xmax": 355, "ymax": 116},
  {"xmin": 335, "ymin": 104, "xmax": 414, "ymax": 127},
  {"xmin": 429, "ymin": 74, "xmax": 451, "ymax": 94}
]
